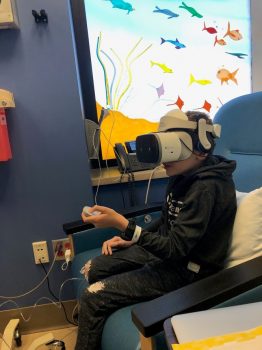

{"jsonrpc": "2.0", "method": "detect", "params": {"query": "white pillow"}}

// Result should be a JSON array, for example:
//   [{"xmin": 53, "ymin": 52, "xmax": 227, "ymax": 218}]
[
  {"xmin": 226, "ymin": 187, "xmax": 262, "ymax": 268},
  {"xmin": 235, "ymin": 190, "xmax": 248, "ymax": 205}
]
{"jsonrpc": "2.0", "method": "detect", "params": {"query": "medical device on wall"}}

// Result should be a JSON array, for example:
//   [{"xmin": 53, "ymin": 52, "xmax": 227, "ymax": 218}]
[
  {"xmin": 136, "ymin": 109, "xmax": 221, "ymax": 164},
  {"xmin": 0, "ymin": 89, "xmax": 15, "ymax": 161},
  {"xmin": 0, "ymin": 0, "xmax": 19, "ymax": 29}
]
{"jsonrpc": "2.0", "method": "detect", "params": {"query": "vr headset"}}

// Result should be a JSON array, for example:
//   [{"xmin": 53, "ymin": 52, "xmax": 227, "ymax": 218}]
[{"xmin": 136, "ymin": 109, "xmax": 221, "ymax": 164}]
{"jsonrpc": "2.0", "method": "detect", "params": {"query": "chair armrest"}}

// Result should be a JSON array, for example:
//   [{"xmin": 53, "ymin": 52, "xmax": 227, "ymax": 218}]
[
  {"xmin": 71, "ymin": 227, "xmax": 119, "ymax": 254},
  {"xmin": 63, "ymin": 203, "xmax": 162, "ymax": 235},
  {"xmin": 132, "ymin": 255, "xmax": 262, "ymax": 337}
]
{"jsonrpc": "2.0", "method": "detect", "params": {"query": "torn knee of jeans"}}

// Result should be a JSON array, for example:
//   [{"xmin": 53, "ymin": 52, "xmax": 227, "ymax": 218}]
[
  {"xmin": 87, "ymin": 281, "xmax": 105, "ymax": 294},
  {"xmin": 80, "ymin": 260, "xmax": 92, "ymax": 280}
]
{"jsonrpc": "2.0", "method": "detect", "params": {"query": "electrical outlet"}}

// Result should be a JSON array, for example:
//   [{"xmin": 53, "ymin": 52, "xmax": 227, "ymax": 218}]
[
  {"xmin": 52, "ymin": 238, "xmax": 71, "ymax": 261},
  {"xmin": 32, "ymin": 241, "xmax": 49, "ymax": 264}
]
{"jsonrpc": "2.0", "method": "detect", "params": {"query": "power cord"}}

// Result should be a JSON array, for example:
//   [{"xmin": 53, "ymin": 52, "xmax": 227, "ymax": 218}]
[
  {"xmin": 127, "ymin": 171, "xmax": 136, "ymax": 207},
  {"xmin": 0, "ymin": 251, "xmax": 58, "ymax": 300},
  {"xmin": 40, "ymin": 261, "xmax": 78, "ymax": 326},
  {"xmin": 144, "ymin": 165, "xmax": 163, "ymax": 205}
]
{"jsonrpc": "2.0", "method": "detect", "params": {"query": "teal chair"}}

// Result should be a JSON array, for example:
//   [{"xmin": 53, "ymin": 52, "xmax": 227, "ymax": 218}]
[
  {"xmin": 132, "ymin": 91, "xmax": 262, "ymax": 348},
  {"xmin": 65, "ymin": 91, "xmax": 262, "ymax": 350},
  {"xmin": 65, "ymin": 206, "xmax": 166, "ymax": 350}
]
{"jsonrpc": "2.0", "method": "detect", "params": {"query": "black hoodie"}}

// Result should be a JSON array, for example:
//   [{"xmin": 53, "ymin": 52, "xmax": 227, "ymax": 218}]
[{"xmin": 137, "ymin": 155, "xmax": 237, "ymax": 273}]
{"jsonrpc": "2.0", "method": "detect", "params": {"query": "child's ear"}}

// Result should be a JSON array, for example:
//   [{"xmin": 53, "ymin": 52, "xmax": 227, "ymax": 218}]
[{"xmin": 194, "ymin": 152, "xmax": 208, "ymax": 160}]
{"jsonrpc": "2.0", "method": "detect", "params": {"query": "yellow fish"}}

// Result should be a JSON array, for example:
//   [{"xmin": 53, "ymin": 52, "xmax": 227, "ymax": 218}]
[
  {"xmin": 189, "ymin": 73, "xmax": 212, "ymax": 86},
  {"xmin": 150, "ymin": 61, "xmax": 173, "ymax": 73}
]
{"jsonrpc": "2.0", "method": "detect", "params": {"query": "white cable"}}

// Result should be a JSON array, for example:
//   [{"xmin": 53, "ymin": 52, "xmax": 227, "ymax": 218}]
[
  {"xmin": 0, "ymin": 251, "xmax": 58, "ymax": 300},
  {"xmin": 144, "ymin": 165, "xmax": 162, "ymax": 205},
  {"xmin": 71, "ymin": 301, "xmax": 79, "ymax": 323},
  {"xmin": 0, "ymin": 277, "xmax": 85, "ymax": 328},
  {"xmin": 0, "ymin": 300, "xmax": 31, "ymax": 322},
  {"xmin": 58, "ymin": 277, "xmax": 85, "ymax": 303},
  {"xmin": 61, "ymin": 249, "xmax": 72, "ymax": 271},
  {"xmin": 0, "ymin": 297, "xmax": 61, "ymax": 323},
  {"xmin": 92, "ymin": 127, "xmax": 102, "ymax": 205}
]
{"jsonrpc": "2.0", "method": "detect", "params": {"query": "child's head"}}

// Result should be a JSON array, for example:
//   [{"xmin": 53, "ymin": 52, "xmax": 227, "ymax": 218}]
[
  {"xmin": 136, "ymin": 109, "xmax": 221, "ymax": 176},
  {"xmin": 161, "ymin": 110, "xmax": 218, "ymax": 176}
]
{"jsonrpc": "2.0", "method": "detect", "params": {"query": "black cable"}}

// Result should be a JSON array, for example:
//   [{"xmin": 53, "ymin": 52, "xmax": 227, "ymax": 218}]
[
  {"xmin": 119, "ymin": 173, "xmax": 126, "ymax": 208},
  {"xmin": 127, "ymin": 171, "xmax": 136, "ymax": 207},
  {"xmin": 40, "ymin": 261, "xmax": 78, "ymax": 326}
]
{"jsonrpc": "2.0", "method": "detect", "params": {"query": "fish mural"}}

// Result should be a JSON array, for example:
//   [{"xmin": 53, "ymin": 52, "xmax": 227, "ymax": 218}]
[
  {"xmin": 189, "ymin": 74, "xmax": 212, "ymax": 86},
  {"xmin": 223, "ymin": 21, "xmax": 243, "ymax": 41},
  {"xmin": 202, "ymin": 22, "xmax": 217, "ymax": 34},
  {"xmin": 106, "ymin": 0, "xmax": 134, "ymax": 14},
  {"xmin": 156, "ymin": 83, "xmax": 165, "ymax": 98},
  {"xmin": 225, "ymin": 52, "xmax": 248, "ymax": 59},
  {"xmin": 83, "ymin": 0, "xmax": 251, "ymax": 160},
  {"xmin": 150, "ymin": 61, "xmax": 173, "ymax": 73},
  {"xmin": 179, "ymin": 2, "xmax": 203, "ymax": 18},
  {"xmin": 160, "ymin": 37, "xmax": 186, "ymax": 49},
  {"xmin": 153, "ymin": 6, "xmax": 179, "ymax": 19},
  {"xmin": 167, "ymin": 96, "xmax": 184, "ymax": 110},
  {"xmin": 195, "ymin": 100, "xmax": 212, "ymax": 113},
  {"xmin": 214, "ymin": 36, "xmax": 227, "ymax": 46},
  {"xmin": 217, "ymin": 68, "xmax": 239, "ymax": 85}
]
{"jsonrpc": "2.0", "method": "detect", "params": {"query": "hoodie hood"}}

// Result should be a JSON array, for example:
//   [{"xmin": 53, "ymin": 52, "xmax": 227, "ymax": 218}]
[{"xmin": 193, "ymin": 155, "xmax": 236, "ymax": 180}]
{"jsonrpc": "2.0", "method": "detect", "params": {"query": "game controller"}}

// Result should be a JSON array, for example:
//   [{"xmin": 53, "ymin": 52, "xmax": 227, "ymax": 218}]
[{"xmin": 82, "ymin": 206, "xmax": 101, "ymax": 217}]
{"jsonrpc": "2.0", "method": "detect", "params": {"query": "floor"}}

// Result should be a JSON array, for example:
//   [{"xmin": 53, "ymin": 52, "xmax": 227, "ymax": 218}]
[{"xmin": 0, "ymin": 326, "xmax": 78, "ymax": 350}]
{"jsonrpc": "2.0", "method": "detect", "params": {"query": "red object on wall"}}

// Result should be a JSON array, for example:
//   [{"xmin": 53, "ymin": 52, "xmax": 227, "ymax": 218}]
[{"xmin": 0, "ymin": 108, "xmax": 12, "ymax": 161}]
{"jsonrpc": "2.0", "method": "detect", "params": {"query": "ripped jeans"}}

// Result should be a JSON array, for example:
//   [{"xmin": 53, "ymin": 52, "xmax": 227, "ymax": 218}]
[{"xmin": 75, "ymin": 245, "xmax": 195, "ymax": 350}]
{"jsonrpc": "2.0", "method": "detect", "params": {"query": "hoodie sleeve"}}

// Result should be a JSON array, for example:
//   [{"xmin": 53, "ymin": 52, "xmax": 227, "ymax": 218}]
[{"xmin": 136, "ymin": 183, "xmax": 215, "ymax": 261}]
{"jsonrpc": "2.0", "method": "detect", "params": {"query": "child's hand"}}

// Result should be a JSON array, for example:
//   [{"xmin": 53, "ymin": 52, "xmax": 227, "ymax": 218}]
[
  {"xmin": 102, "ymin": 236, "xmax": 134, "ymax": 255},
  {"xmin": 81, "ymin": 205, "xmax": 129, "ymax": 231}
]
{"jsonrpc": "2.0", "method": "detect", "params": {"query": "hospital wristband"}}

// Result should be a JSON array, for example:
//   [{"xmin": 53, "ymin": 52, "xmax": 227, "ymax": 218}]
[{"xmin": 131, "ymin": 225, "xmax": 142, "ymax": 243}]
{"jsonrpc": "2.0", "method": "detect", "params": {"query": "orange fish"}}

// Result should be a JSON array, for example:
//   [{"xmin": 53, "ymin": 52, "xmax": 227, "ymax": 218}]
[
  {"xmin": 214, "ymin": 35, "xmax": 226, "ymax": 46},
  {"xmin": 217, "ymin": 68, "xmax": 239, "ymax": 85},
  {"xmin": 223, "ymin": 21, "xmax": 242, "ymax": 41}
]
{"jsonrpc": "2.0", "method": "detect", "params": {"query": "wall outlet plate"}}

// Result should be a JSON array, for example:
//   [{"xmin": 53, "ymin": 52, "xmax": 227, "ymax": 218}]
[
  {"xmin": 32, "ymin": 241, "xmax": 49, "ymax": 264},
  {"xmin": 52, "ymin": 238, "xmax": 71, "ymax": 261}
]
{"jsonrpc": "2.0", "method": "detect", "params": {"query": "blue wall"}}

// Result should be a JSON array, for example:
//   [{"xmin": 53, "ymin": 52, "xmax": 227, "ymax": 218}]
[
  {"xmin": 0, "ymin": 0, "xmax": 93, "ymax": 308},
  {"xmin": 1, "ymin": 0, "xmax": 260, "ymax": 313}
]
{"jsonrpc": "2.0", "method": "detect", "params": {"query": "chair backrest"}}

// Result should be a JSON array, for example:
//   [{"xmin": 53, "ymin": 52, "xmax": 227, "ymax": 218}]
[
  {"xmin": 214, "ymin": 91, "xmax": 262, "ymax": 192},
  {"xmin": 213, "ymin": 92, "xmax": 262, "ymax": 268}
]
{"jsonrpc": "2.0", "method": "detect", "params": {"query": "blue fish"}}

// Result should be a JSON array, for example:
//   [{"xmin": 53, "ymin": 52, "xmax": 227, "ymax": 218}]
[
  {"xmin": 160, "ymin": 37, "xmax": 186, "ymax": 49},
  {"xmin": 108, "ymin": 0, "xmax": 134, "ymax": 14},
  {"xmin": 225, "ymin": 52, "xmax": 248, "ymax": 59},
  {"xmin": 153, "ymin": 6, "xmax": 179, "ymax": 19}
]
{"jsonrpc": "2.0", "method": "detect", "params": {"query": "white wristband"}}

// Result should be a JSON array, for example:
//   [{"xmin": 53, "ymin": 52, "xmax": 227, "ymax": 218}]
[{"xmin": 132, "ymin": 225, "xmax": 142, "ymax": 243}]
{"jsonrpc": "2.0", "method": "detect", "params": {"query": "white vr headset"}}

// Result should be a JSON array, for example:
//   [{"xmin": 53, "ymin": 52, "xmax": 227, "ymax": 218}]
[{"xmin": 136, "ymin": 110, "xmax": 221, "ymax": 164}]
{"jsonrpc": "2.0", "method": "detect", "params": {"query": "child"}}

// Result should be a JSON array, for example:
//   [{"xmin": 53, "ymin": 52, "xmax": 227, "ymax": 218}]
[{"xmin": 75, "ymin": 109, "xmax": 237, "ymax": 350}]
